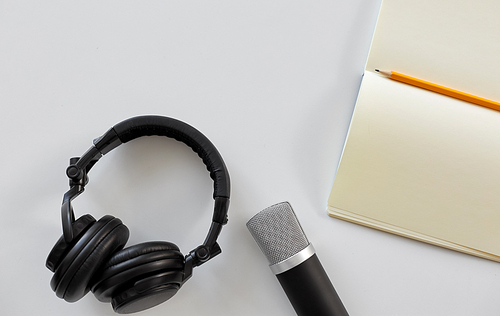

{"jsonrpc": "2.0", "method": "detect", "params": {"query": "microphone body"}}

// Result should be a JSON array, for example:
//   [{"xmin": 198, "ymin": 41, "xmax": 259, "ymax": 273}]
[
  {"xmin": 276, "ymin": 253, "xmax": 347, "ymax": 316},
  {"xmin": 247, "ymin": 202, "xmax": 349, "ymax": 316}
]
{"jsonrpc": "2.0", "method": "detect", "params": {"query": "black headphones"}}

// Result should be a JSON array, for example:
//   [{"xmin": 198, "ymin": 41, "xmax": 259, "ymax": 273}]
[{"xmin": 46, "ymin": 115, "xmax": 230, "ymax": 314}]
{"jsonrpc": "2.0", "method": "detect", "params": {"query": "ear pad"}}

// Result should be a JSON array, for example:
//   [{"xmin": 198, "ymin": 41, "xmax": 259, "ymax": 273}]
[
  {"xmin": 50, "ymin": 215, "xmax": 130, "ymax": 302},
  {"xmin": 91, "ymin": 241, "xmax": 185, "ymax": 314},
  {"xmin": 46, "ymin": 214, "xmax": 96, "ymax": 272}
]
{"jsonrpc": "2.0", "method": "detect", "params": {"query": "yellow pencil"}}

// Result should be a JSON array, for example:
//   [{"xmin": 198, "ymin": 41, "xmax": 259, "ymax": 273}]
[{"xmin": 375, "ymin": 69, "xmax": 500, "ymax": 113}]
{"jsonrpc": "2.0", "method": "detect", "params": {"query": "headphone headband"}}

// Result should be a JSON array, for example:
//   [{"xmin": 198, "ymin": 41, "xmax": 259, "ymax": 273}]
[{"xmin": 61, "ymin": 115, "xmax": 230, "ymax": 268}]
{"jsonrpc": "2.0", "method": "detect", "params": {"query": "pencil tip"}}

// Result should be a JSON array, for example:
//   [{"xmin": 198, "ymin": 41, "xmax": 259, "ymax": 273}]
[{"xmin": 375, "ymin": 69, "xmax": 391, "ymax": 77}]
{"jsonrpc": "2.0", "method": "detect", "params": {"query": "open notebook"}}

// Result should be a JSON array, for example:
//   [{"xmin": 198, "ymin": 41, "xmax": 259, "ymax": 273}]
[{"xmin": 328, "ymin": 0, "xmax": 500, "ymax": 261}]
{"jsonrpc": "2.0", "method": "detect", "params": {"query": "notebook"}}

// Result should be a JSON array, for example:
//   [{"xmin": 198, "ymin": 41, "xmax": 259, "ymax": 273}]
[{"xmin": 327, "ymin": 0, "xmax": 500, "ymax": 262}]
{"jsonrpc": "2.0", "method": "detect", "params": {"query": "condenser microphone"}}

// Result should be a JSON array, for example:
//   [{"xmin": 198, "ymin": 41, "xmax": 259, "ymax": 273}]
[{"xmin": 246, "ymin": 202, "xmax": 349, "ymax": 316}]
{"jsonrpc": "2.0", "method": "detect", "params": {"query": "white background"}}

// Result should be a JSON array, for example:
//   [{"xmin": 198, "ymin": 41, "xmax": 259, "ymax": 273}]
[{"xmin": 1, "ymin": 1, "xmax": 500, "ymax": 315}]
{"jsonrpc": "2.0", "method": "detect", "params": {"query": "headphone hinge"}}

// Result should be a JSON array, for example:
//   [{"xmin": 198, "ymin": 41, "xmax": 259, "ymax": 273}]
[
  {"xmin": 93, "ymin": 127, "xmax": 122, "ymax": 155},
  {"xmin": 213, "ymin": 196, "xmax": 230, "ymax": 225}
]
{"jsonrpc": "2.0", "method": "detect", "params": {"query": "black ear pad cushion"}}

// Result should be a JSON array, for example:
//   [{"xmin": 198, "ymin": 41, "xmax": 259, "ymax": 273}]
[
  {"xmin": 64, "ymin": 221, "xmax": 130, "ymax": 302},
  {"xmin": 91, "ymin": 241, "xmax": 184, "ymax": 304},
  {"xmin": 46, "ymin": 214, "xmax": 96, "ymax": 272},
  {"xmin": 102, "ymin": 241, "xmax": 180, "ymax": 269},
  {"xmin": 51, "ymin": 215, "xmax": 116, "ymax": 294},
  {"xmin": 51, "ymin": 215, "xmax": 130, "ymax": 302}
]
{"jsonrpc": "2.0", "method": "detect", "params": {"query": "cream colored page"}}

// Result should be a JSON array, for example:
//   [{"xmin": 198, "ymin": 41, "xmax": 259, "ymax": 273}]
[
  {"xmin": 329, "ymin": 72, "xmax": 500, "ymax": 256},
  {"xmin": 365, "ymin": 0, "xmax": 500, "ymax": 102},
  {"xmin": 329, "ymin": 206, "xmax": 500, "ymax": 262}
]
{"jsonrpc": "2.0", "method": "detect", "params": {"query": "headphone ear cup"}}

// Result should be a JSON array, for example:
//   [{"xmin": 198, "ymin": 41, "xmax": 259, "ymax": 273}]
[
  {"xmin": 90, "ymin": 241, "xmax": 185, "ymax": 314},
  {"xmin": 50, "ymin": 215, "xmax": 129, "ymax": 302},
  {"xmin": 112, "ymin": 277, "xmax": 181, "ymax": 314},
  {"xmin": 46, "ymin": 214, "xmax": 96, "ymax": 272}
]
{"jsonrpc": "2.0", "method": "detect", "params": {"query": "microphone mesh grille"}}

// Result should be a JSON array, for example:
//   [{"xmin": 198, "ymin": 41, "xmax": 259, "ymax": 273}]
[{"xmin": 246, "ymin": 202, "xmax": 309, "ymax": 265}]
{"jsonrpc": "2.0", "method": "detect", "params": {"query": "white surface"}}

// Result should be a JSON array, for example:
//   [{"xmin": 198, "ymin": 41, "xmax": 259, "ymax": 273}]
[{"xmin": 1, "ymin": 1, "xmax": 499, "ymax": 315}]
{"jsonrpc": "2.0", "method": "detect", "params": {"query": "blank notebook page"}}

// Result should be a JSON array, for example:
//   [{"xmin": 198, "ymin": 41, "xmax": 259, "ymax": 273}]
[
  {"xmin": 328, "ymin": 0, "xmax": 500, "ymax": 259},
  {"xmin": 329, "ymin": 71, "xmax": 500, "ymax": 257},
  {"xmin": 365, "ymin": 0, "xmax": 500, "ymax": 102}
]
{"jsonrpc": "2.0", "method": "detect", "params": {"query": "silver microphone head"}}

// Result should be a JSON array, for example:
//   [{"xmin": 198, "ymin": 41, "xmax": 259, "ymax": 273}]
[{"xmin": 246, "ymin": 202, "xmax": 315, "ymax": 274}]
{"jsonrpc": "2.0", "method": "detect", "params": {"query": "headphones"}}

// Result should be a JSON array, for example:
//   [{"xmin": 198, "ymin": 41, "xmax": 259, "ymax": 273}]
[{"xmin": 46, "ymin": 115, "xmax": 230, "ymax": 314}]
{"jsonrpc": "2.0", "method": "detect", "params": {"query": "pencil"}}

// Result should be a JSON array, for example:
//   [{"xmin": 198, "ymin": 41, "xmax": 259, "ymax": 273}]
[{"xmin": 375, "ymin": 69, "xmax": 500, "ymax": 113}]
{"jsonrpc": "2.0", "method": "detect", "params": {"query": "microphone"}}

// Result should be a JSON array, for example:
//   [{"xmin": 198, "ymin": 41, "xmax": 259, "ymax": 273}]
[{"xmin": 246, "ymin": 202, "xmax": 349, "ymax": 316}]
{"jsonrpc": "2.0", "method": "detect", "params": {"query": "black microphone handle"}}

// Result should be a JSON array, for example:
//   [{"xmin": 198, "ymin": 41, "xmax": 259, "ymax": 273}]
[{"xmin": 275, "ymin": 254, "xmax": 349, "ymax": 316}]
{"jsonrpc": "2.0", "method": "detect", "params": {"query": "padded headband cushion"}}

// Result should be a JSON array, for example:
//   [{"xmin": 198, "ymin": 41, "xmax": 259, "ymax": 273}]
[{"xmin": 112, "ymin": 116, "xmax": 230, "ymax": 199}]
